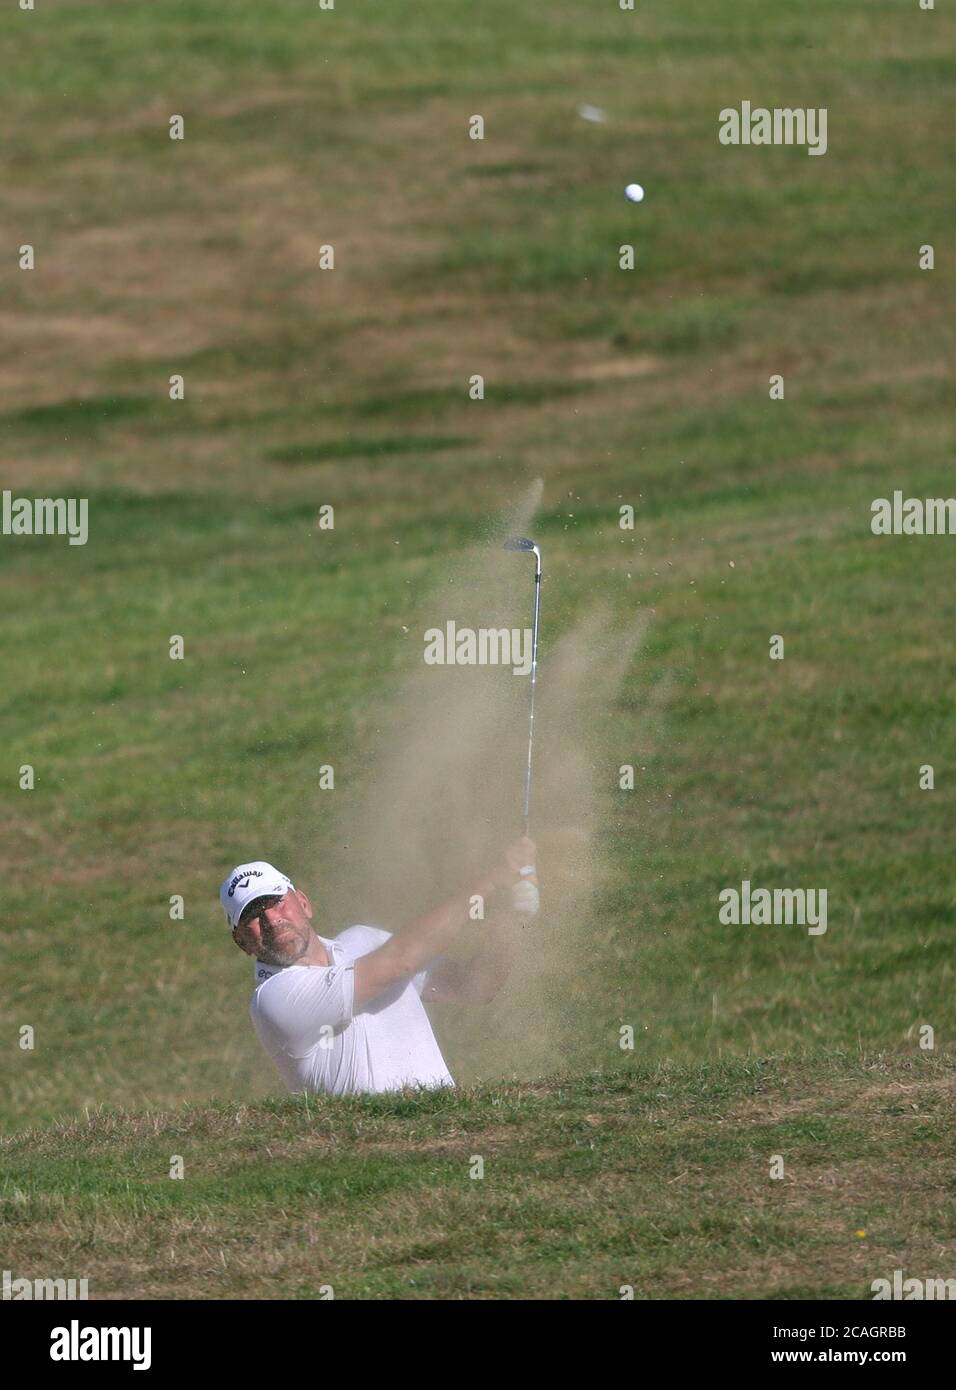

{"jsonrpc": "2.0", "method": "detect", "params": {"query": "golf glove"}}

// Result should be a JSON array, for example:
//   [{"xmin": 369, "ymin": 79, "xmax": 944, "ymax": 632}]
[{"xmin": 511, "ymin": 867, "xmax": 539, "ymax": 918}]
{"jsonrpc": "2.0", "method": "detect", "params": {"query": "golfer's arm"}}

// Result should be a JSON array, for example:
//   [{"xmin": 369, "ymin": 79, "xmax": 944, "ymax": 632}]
[
  {"xmin": 424, "ymin": 915, "xmax": 519, "ymax": 1006},
  {"xmin": 352, "ymin": 873, "xmax": 498, "ymax": 1009}
]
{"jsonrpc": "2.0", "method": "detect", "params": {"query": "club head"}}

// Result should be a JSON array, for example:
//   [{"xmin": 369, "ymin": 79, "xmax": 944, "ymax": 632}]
[{"xmin": 503, "ymin": 535, "xmax": 542, "ymax": 580}]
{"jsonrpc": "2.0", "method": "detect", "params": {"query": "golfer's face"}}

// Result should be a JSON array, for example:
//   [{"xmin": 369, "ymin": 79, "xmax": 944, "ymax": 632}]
[{"xmin": 237, "ymin": 891, "xmax": 310, "ymax": 966}]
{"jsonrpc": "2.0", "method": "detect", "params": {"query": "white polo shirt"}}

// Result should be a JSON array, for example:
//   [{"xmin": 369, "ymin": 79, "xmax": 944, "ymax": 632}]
[{"xmin": 249, "ymin": 924, "xmax": 454, "ymax": 1096}]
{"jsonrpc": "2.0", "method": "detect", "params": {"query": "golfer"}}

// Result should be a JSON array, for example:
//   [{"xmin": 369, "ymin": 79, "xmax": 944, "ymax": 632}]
[{"xmin": 220, "ymin": 837, "xmax": 538, "ymax": 1096}]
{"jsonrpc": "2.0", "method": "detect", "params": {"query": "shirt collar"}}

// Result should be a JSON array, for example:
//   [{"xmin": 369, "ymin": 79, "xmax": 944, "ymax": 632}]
[{"xmin": 253, "ymin": 935, "xmax": 338, "ymax": 982}]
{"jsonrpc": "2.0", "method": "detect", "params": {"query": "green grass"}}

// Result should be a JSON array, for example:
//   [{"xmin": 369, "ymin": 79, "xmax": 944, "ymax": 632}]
[
  {"xmin": 267, "ymin": 434, "xmax": 471, "ymax": 464},
  {"xmin": 0, "ymin": 0, "xmax": 954, "ymax": 1298},
  {"xmin": 2, "ymin": 1056, "xmax": 952, "ymax": 1299}
]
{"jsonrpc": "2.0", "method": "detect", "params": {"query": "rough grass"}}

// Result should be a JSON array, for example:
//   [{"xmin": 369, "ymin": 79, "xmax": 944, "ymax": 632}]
[{"xmin": 2, "ymin": 1056, "xmax": 953, "ymax": 1299}]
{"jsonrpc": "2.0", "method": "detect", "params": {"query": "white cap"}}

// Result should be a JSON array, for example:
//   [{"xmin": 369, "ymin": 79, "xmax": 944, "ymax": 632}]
[{"xmin": 220, "ymin": 861, "xmax": 294, "ymax": 930}]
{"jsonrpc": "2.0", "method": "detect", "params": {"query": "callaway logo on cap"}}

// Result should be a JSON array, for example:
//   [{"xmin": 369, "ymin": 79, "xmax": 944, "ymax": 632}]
[{"xmin": 219, "ymin": 860, "xmax": 294, "ymax": 929}]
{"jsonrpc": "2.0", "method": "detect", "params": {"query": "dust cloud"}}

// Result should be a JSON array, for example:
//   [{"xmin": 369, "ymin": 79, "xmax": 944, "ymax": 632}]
[{"xmin": 305, "ymin": 486, "xmax": 645, "ymax": 1082}]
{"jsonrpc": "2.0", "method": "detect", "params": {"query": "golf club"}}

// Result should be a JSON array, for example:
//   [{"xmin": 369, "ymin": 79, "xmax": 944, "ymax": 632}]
[{"xmin": 503, "ymin": 536, "xmax": 542, "ymax": 836}]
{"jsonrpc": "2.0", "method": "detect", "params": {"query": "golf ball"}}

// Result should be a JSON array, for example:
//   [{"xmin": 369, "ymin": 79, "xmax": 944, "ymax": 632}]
[{"xmin": 624, "ymin": 183, "xmax": 645, "ymax": 204}]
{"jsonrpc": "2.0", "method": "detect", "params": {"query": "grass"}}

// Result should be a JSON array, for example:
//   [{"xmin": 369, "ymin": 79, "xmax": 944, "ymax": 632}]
[
  {"xmin": 3, "ymin": 1055, "xmax": 952, "ymax": 1299},
  {"xmin": 0, "ymin": 0, "xmax": 954, "ymax": 1297}
]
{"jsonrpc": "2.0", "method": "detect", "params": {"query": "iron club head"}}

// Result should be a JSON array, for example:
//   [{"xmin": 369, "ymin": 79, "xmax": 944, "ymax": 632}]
[{"xmin": 503, "ymin": 536, "xmax": 541, "ymax": 575}]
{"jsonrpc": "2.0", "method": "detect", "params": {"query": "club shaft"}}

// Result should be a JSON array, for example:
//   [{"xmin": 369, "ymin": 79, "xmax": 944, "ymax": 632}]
[{"xmin": 522, "ymin": 556, "xmax": 541, "ymax": 834}]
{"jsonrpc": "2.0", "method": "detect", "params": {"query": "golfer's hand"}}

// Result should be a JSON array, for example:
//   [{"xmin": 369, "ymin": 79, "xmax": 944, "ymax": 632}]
[
  {"xmin": 491, "ymin": 836, "xmax": 536, "ymax": 889},
  {"xmin": 511, "ymin": 876, "xmax": 539, "ymax": 917}
]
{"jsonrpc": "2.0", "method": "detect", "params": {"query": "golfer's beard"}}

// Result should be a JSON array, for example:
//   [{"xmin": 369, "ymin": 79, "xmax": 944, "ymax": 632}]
[{"xmin": 259, "ymin": 932, "xmax": 309, "ymax": 967}]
